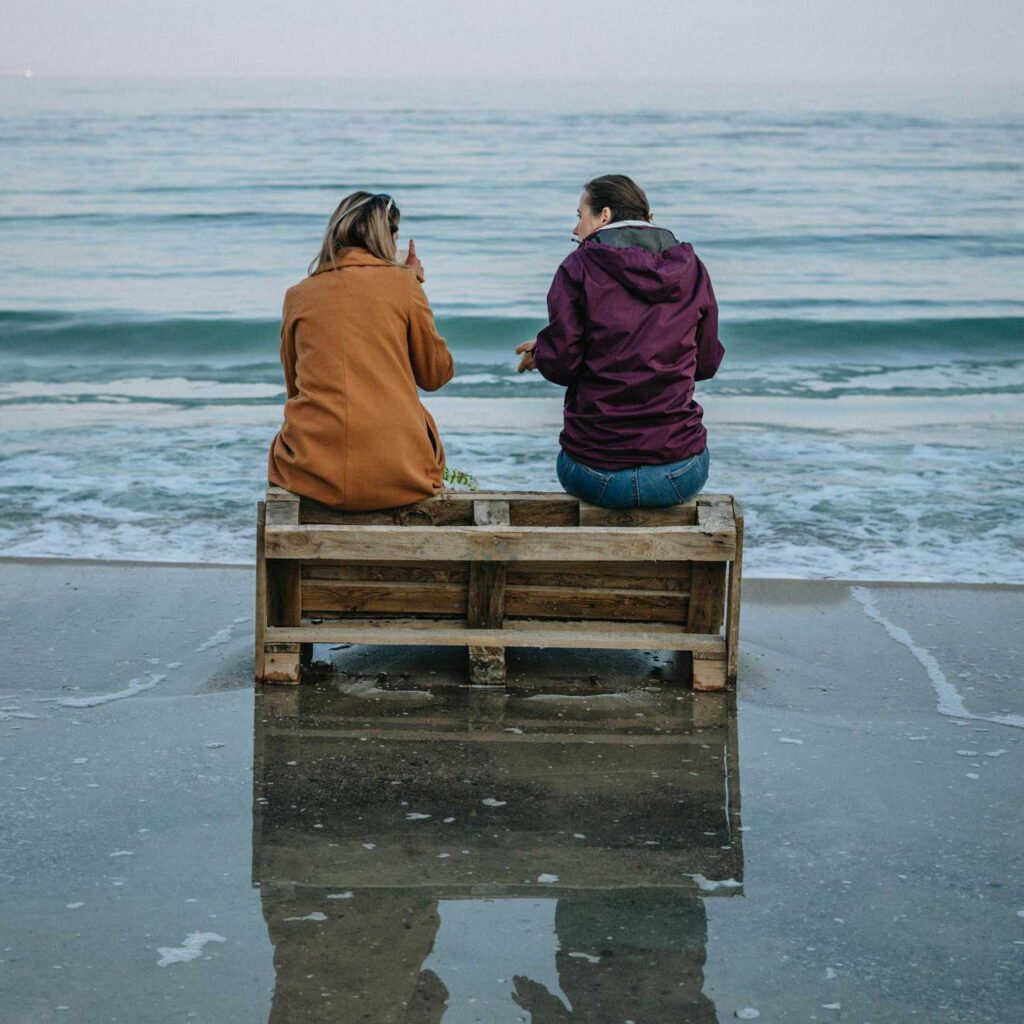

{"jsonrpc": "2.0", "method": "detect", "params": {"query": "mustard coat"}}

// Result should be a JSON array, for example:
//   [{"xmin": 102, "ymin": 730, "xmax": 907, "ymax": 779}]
[{"xmin": 268, "ymin": 248, "xmax": 454, "ymax": 510}]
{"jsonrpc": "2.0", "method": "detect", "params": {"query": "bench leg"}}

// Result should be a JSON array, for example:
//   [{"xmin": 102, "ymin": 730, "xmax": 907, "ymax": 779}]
[
  {"xmin": 263, "ymin": 559, "xmax": 302, "ymax": 685},
  {"xmin": 468, "ymin": 646, "xmax": 506, "ymax": 686},
  {"xmin": 263, "ymin": 642, "xmax": 302, "ymax": 685},
  {"xmin": 692, "ymin": 656, "xmax": 727, "ymax": 692}
]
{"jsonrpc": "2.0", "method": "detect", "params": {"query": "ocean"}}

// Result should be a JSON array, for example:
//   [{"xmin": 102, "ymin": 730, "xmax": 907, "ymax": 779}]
[{"xmin": 1, "ymin": 78, "xmax": 1022, "ymax": 581}]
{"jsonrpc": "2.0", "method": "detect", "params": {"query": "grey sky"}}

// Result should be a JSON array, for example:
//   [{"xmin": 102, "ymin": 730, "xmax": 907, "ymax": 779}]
[{"xmin": 6, "ymin": 0, "xmax": 1022, "ymax": 84}]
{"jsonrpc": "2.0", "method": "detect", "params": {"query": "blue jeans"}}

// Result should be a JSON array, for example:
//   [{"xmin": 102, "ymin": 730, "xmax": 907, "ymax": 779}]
[{"xmin": 556, "ymin": 447, "xmax": 710, "ymax": 509}]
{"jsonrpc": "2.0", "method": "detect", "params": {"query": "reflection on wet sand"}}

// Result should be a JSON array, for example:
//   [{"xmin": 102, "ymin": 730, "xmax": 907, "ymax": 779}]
[{"xmin": 253, "ymin": 676, "xmax": 742, "ymax": 1023}]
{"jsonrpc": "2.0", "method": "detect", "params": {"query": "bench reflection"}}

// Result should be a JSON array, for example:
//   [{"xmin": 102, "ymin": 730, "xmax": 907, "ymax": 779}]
[{"xmin": 253, "ymin": 674, "xmax": 742, "ymax": 1023}]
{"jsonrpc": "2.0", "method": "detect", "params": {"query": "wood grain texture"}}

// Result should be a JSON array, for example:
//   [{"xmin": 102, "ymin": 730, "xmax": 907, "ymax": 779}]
[
  {"xmin": 687, "ymin": 563, "xmax": 727, "ymax": 633},
  {"xmin": 505, "ymin": 586, "xmax": 688, "ymax": 623},
  {"xmin": 265, "ymin": 524, "xmax": 735, "ymax": 562},
  {"xmin": 692, "ymin": 658, "xmax": 727, "ymax": 691},
  {"xmin": 468, "ymin": 500, "xmax": 510, "ymax": 628},
  {"xmin": 301, "ymin": 581, "xmax": 687, "ymax": 623},
  {"xmin": 468, "ymin": 645, "xmax": 506, "ymax": 684},
  {"xmin": 265, "ymin": 619, "xmax": 727, "ymax": 654},
  {"xmin": 578, "ymin": 503, "xmax": 698, "ymax": 526}
]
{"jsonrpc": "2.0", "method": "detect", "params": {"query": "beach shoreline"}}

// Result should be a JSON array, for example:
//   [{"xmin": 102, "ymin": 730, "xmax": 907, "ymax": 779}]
[
  {"xmin": 1, "ymin": 559, "xmax": 1020, "ymax": 1022},
  {"xmin": 3, "ymin": 554, "xmax": 1022, "ymax": 591}
]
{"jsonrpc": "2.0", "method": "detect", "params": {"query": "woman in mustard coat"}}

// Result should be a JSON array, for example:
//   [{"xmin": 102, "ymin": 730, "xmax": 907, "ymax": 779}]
[{"xmin": 268, "ymin": 192, "xmax": 454, "ymax": 510}]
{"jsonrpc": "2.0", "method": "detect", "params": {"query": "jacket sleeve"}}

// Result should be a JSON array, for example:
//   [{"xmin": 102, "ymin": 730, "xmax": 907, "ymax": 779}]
[
  {"xmin": 407, "ymin": 275, "xmax": 455, "ymax": 392},
  {"xmin": 533, "ymin": 257, "xmax": 586, "ymax": 386},
  {"xmin": 694, "ymin": 261, "xmax": 725, "ymax": 382},
  {"xmin": 279, "ymin": 292, "xmax": 299, "ymax": 399}
]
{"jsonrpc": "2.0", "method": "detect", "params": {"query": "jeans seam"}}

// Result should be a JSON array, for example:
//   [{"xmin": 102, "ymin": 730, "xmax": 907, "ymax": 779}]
[{"xmin": 666, "ymin": 452, "xmax": 701, "ymax": 481}]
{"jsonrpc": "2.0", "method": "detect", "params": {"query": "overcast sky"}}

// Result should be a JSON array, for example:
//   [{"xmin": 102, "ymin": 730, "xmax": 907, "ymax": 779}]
[{"xmin": 5, "ymin": 0, "xmax": 1022, "ymax": 84}]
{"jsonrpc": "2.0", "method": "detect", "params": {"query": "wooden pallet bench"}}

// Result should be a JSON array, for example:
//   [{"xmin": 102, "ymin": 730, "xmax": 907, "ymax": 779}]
[{"xmin": 255, "ymin": 487, "xmax": 743, "ymax": 691}]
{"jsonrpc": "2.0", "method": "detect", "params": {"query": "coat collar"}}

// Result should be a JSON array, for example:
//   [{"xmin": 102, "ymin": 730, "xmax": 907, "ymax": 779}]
[{"xmin": 312, "ymin": 247, "xmax": 397, "ymax": 275}]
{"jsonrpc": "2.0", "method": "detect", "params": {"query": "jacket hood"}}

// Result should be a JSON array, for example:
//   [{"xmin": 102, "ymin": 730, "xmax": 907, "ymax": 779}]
[{"xmin": 581, "ymin": 225, "xmax": 699, "ymax": 304}]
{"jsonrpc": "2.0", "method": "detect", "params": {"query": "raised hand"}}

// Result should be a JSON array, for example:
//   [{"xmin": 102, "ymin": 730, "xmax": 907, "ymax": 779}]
[
  {"xmin": 405, "ymin": 238, "xmax": 425, "ymax": 282},
  {"xmin": 515, "ymin": 339, "xmax": 537, "ymax": 373}
]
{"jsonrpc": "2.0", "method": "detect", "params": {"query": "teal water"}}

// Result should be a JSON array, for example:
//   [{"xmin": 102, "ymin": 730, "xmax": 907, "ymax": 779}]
[{"xmin": 1, "ymin": 79, "xmax": 1022, "ymax": 578}]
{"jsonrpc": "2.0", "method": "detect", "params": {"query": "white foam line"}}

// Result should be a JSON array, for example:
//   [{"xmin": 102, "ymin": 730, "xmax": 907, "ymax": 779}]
[
  {"xmin": 850, "ymin": 586, "xmax": 1023, "ymax": 730},
  {"xmin": 59, "ymin": 673, "xmax": 166, "ymax": 708},
  {"xmin": 687, "ymin": 873, "xmax": 743, "ymax": 892},
  {"xmin": 196, "ymin": 625, "xmax": 234, "ymax": 652},
  {"xmin": 156, "ymin": 932, "xmax": 226, "ymax": 967}
]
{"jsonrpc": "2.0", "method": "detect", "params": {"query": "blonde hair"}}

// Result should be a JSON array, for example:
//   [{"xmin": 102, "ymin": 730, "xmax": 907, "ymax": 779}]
[{"xmin": 309, "ymin": 191, "xmax": 400, "ymax": 275}]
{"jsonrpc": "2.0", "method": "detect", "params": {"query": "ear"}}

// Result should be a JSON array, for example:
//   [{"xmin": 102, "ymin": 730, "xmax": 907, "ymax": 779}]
[{"xmin": 600, "ymin": 207, "xmax": 613, "ymax": 225}]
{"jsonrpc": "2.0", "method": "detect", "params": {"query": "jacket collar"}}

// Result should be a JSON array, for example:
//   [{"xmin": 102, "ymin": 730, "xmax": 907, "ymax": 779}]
[{"xmin": 312, "ymin": 247, "xmax": 397, "ymax": 275}]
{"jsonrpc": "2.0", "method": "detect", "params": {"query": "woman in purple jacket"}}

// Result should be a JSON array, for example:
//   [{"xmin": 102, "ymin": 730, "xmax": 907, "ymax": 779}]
[{"xmin": 516, "ymin": 175, "xmax": 724, "ymax": 509}]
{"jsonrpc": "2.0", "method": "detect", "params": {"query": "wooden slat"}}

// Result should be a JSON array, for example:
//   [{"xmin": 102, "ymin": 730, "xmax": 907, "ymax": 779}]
[
  {"xmin": 265, "ymin": 525, "xmax": 735, "ymax": 562},
  {"xmin": 265, "ymin": 619, "xmax": 727, "ymax": 655},
  {"xmin": 303, "ymin": 561, "xmax": 470, "ymax": 583},
  {"xmin": 301, "ymin": 581, "xmax": 687, "ymax": 623},
  {"xmin": 297, "ymin": 495, "xmax": 578, "ymax": 527},
  {"xmin": 265, "ymin": 488, "xmax": 301, "ymax": 526},
  {"xmin": 697, "ymin": 501, "xmax": 735, "ymax": 535},
  {"xmin": 468, "ymin": 500, "xmax": 509, "ymax": 628},
  {"xmin": 302, "ymin": 581, "xmax": 467, "ymax": 616},
  {"xmin": 507, "ymin": 561, "xmax": 691, "ymax": 591},
  {"xmin": 303, "ymin": 560, "xmax": 690, "ymax": 592},
  {"xmin": 506, "ymin": 586, "xmax": 687, "ymax": 623},
  {"xmin": 300, "ymin": 497, "xmax": 473, "ymax": 526},
  {"xmin": 687, "ymin": 563, "xmax": 727, "ymax": 632},
  {"xmin": 579, "ymin": 503, "xmax": 697, "ymax": 526}
]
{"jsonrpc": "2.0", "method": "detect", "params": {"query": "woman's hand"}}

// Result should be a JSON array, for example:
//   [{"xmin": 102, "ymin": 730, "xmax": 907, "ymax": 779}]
[
  {"xmin": 405, "ymin": 238, "xmax": 425, "ymax": 282},
  {"xmin": 515, "ymin": 339, "xmax": 537, "ymax": 373}
]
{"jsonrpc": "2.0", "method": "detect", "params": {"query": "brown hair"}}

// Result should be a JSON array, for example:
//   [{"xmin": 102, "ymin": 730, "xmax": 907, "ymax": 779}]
[
  {"xmin": 582, "ymin": 174, "xmax": 652, "ymax": 223},
  {"xmin": 310, "ymin": 191, "xmax": 400, "ymax": 275}
]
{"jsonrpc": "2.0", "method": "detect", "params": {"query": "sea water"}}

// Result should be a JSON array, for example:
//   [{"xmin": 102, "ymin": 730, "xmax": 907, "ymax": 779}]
[{"xmin": 1, "ymin": 79, "xmax": 1022, "ymax": 580}]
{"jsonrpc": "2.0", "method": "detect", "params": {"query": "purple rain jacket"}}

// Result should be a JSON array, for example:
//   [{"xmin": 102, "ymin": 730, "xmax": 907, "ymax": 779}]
[{"xmin": 533, "ymin": 222, "xmax": 724, "ymax": 471}]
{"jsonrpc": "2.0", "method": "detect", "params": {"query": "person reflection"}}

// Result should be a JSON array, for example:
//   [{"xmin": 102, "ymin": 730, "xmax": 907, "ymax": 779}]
[
  {"xmin": 254, "ymin": 686, "xmax": 739, "ymax": 1023},
  {"xmin": 513, "ymin": 891, "xmax": 716, "ymax": 1023}
]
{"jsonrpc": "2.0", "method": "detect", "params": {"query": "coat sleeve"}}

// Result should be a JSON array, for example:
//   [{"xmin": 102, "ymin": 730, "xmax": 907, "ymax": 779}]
[
  {"xmin": 407, "ymin": 275, "xmax": 455, "ymax": 392},
  {"xmin": 533, "ymin": 257, "xmax": 586, "ymax": 387},
  {"xmin": 279, "ymin": 291, "xmax": 299, "ymax": 399},
  {"xmin": 694, "ymin": 261, "xmax": 725, "ymax": 382}
]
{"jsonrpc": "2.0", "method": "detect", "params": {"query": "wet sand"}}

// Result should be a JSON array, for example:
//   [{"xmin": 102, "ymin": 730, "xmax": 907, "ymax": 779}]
[{"xmin": 0, "ymin": 559, "xmax": 1021, "ymax": 1023}]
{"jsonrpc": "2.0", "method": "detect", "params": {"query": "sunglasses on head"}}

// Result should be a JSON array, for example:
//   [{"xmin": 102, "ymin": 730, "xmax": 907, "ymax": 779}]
[{"xmin": 374, "ymin": 193, "xmax": 398, "ymax": 232}]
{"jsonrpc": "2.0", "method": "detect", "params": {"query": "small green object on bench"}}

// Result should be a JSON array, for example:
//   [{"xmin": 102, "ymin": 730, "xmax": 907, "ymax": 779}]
[{"xmin": 255, "ymin": 487, "xmax": 743, "ymax": 690}]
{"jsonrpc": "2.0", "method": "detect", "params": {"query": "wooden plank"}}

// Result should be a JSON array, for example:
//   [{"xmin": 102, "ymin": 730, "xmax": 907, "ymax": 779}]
[
  {"xmin": 266, "ymin": 557, "xmax": 302, "ymax": 682},
  {"xmin": 265, "ymin": 619, "xmax": 727, "ymax": 655},
  {"xmin": 269, "ymin": 489, "xmax": 733, "ymax": 508},
  {"xmin": 303, "ymin": 561, "xmax": 470, "ymax": 583},
  {"xmin": 696, "ymin": 501, "xmax": 735, "ymax": 535},
  {"xmin": 304, "ymin": 560, "xmax": 691, "ymax": 591},
  {"xmin": 506, "ymin": 586, "xmax": 688, "ymax": 623},
  {"xmin": 264, "ymin": 524, "xmax": 735, "ymax": 562},
  {"xmin": 296, "ymin": 494, "xmax": 578, "ymax": 527},
  {"xmin": 692, "ymin": 658, "xmax": 727, "ymax": 692},
  {"xmin": 468, "ymin": 645, "xmax": 506, "ymax": 685},
  {"xmin": 578, "ymin": 502, "xmax": 697, "ymax": 526},
  {"xmin": 302, "ymin": 580, "xmax": 467, "ymax": 616},
  {"xmin": 467, "ymin": 500, "xmax": 510, "ymax": 629},
  {"xmin": 507, "ymin": 560, "xmax": 692, "ymax": 590},
  {"xmin": 265, "ymin": 488, "xmax": 301, "ymax": 526},
  {"xmin": 262, "ymin": 642, "xmax": 303, "ymax": 685},
  {"xmin": 302, "ymin": 581, "xmax": 686, "ymax": 623},
  {"xmin": 686, "ymin": 563, "xmax": 727, "ymax": 633},
  {"xmin": 300, "ymin": 496, "xmax": 474, "ymax": 526},
  {"xmin": 254, "ymin": 501, "xmax": 267, "ymax": 682},
  {"xmin": 726, "ymin": 498, "xmax": 744, "ymax": 685}
]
